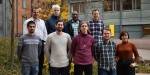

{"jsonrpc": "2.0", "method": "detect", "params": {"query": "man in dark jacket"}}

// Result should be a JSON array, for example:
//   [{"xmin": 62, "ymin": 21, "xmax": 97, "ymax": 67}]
[
  {"xmin": 45, "ymin": 4, "xmax": 60, "ymax": 34},
  {"xmin": 64, "ymin": 11, "xmax": 81, "ymax": 38}
]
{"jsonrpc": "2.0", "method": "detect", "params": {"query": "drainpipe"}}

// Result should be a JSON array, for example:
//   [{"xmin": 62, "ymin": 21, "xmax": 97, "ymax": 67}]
[
  {"xmin": 3, "ymin": 0, "xmax": 6, "ymax": 36},
  {"xmin": 119, "ymin": 0, "xmax": 123, "ymax": 31}
]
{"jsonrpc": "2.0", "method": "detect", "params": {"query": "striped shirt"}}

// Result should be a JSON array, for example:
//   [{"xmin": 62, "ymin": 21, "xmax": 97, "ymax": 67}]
[{"xmin": 95, "ymin": 40, "xmax": 116, "ymax": 71}]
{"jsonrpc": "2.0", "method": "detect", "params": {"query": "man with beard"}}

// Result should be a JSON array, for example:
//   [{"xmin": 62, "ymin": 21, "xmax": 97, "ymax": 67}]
[
  {"xmin": 17, "ymin": 21, "xmax": 42, "ymax": 75},
  {"xmin": 45, "ymin": 20, "xmax": 72, "ymax": 75}
]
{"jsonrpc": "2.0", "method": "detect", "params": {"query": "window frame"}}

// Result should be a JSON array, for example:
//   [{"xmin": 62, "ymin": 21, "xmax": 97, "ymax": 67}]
[
  {"xmin": 103, "ymin": 0, "xmax": 141, "ymax": 12},
  {"xmin": 22, "ymin": 0, "xmax": 27, "ymax": 9}
]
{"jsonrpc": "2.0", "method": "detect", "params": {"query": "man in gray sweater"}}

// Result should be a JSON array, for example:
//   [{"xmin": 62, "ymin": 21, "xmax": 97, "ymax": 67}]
[
  {"xmin": 17, "ymin": 21, "xmax": 42, "ymax": 75},
  {"xmin": 45, "ymin": 20, "xmax": 72, "ymax": 75}
]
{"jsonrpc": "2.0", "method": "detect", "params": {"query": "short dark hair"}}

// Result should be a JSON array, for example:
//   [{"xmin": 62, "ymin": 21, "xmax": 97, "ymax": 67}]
[
  {"xmin": 92, "ymin": 9, "xmax": 100, "ymax": 14},
  {"xmin": 119, "ymin": 31, "xmax": 130, "ymax": 40},
  {"xmin": 27, "ymin": 21, "xmax": 36, "ymax": 27},
  {"xmin": 56, "ymin": 19, "xmax": 64, "ymax": 25}
]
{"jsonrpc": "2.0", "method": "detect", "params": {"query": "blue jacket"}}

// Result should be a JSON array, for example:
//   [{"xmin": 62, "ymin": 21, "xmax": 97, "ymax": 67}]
[{"xmin": 45, "ymin": 15, "xmax": 60, "ymax": 34}]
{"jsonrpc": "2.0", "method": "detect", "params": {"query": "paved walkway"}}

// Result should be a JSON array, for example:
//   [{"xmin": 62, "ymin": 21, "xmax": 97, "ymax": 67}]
[
  {"xmin": 138, "ymin": 49, "xmax": 150, "ymax": 61},
  {"xmin": 114, "ymin": 39, "xmax": 150, "ymax": 50},
  {"xmin": 136, "ymin": 73, "xmax": 150, "ymax": 75}
]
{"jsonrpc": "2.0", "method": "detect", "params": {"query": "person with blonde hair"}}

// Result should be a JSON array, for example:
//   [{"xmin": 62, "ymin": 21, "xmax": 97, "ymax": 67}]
[{"xmin": 45, "ymin": 4, "xmax": 61, "ymax": 34}]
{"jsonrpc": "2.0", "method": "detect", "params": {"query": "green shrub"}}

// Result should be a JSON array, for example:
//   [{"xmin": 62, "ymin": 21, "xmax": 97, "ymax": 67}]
[{"xmin": 0, "ymin": 37, "xmax": 20, "ymax": 75}]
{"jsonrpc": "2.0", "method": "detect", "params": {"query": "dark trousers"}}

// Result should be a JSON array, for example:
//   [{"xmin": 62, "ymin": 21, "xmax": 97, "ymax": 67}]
[
  {"xmin": 38, "ymin": 40, "xmax": 44, "ymax": 75},
  {"xmin": 74, "ymin": 64, "xmax": 92, "ymax": 75},
  {"xmin": 49, "ymin": 66, "xmax": 70, "ymax": 75},
  {"xmin": 117, "ymin": 59, "xmax": 135, "ymax": 75}
]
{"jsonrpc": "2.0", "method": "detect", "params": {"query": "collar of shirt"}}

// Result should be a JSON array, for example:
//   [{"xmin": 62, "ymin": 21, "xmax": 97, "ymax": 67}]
[
  {"xmin": 71, "ymin": 19, "xmax": 79, "ymax": 23},
  {"xmin": 103, "ymin": 40, "xmax": 111, "ymax": 45},
  {"xmin": 30, "ymin": 17, "xmax": 40, "ymax": 22},
  {"xmin": 92, "ymin": 19, "xmax": 102, "ymax": 23}
]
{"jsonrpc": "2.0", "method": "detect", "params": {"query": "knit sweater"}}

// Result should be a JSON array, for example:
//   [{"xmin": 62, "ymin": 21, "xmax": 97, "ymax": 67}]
[
  {"xmin": 17, "ymin": 34, "xmax": 42, "ymax": 64},
  {"xmin": 116, "ymin": 42, "xmax": 139, "ymax": 61},
  {"xmin": 45, "ymin": 32, "xmax": 72, "ymax": 67}
]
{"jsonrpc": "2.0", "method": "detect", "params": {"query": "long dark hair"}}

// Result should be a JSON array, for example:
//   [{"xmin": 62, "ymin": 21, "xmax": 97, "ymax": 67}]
[{"xmin": 78, "ymin": 21, "xmax": 91, "ymax": 34}]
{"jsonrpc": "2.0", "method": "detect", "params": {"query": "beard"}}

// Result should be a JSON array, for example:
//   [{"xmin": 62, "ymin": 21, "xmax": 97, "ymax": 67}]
[
  {"xmin": 29, "ymin": 30, "xmax": 35, "ymax": 34},
  {"xmin": 57, "ymin": 29, "xmax": 62, "ymax": 32}
]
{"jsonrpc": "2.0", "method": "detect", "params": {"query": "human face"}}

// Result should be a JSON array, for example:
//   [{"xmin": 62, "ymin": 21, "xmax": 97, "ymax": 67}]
[
  {"xmin": 92, "ymin": 10, "xmax": 100, "ymax": 21},
  {"xmin": 80, "ymin": 23, "xmax": 88, "ymax": 34},
  {"xmin": 27, "ymin": 24, "xmax": 36, "ymax": 34},
  {"xmin": 103, "ymin": 30, "xmax": 111, "ymax": 41},
  {"xmin": 32, "ymin": 9, "xmax": 39, "ymax": 19},
  {"xmin": 121, "ymin": 33, "xmax": 129, "ymax": 42},
  {"xmin": 72, "ymin": 12, "xmax": 79, "ymax": 21},
  {"xmin": 53, "ymin": 7, "xmax": 60, "ymax": 16},
  {"xmin": 55, "ymin": 22, "xmax": 64, "ymax": 32}
]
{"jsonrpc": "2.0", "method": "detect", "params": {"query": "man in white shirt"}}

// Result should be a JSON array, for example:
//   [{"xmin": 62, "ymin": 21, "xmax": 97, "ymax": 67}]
[
  {"xmin": 23, "ymin": 7, "xmax": 47, "ymax": 75},
  {"xmin": 45, "ymin": 20, "xmax": 72, "ymax": 75}
]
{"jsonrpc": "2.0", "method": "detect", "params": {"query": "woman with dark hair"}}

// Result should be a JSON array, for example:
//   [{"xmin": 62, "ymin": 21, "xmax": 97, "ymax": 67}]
[
  {"xmin": 116, "ymin": 31, "xmax": 140, "ymax": 75},
  {"xmin": 71, "ymin": 21, "xmax": 95, "ymax": 75}
]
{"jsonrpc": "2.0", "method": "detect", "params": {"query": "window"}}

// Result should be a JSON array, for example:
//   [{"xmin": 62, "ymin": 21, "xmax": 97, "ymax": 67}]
[
  {"xmin": 71, "ymin": 2, "xmax": 84, "ymax": 13},
  {"xmin": 22, "ymin": 16, "xmax": 27, "ymax": 28},
  {"xmin": 22, "ymin": 0, "xmax": 26, "ymax": 8},
  {"xmin": 104, "ymin": 0, "xmax": 120, "ymax": 11},
  {"xmin": 133, "ymin": 0, "xmax": 141, "ymax": 9},
  {"xmin": 104, "ymin": 0, "xmax": 113, "ymax": 11},
  {"xmin": 123, "ymin": 0, "xmax": 132, "ymax": 10},
  {"xmin": 22, "ymin": 16, "xmax": 27, "ymax": 23},
  {"xmin": 0, "ymin": 0, "xmax": 2, "ymax": 4},
  {"xmin": 114, "ymin": 0, "xmax": 120, "ymax": 11},
  {"xmin": 104, "ymin": 0, "xmax": 141, "ymax": 11}
]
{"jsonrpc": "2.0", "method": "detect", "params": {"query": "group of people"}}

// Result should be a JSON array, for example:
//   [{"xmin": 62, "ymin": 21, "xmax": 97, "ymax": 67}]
[{"xmin": 17, "ymin": 4, "xmax": 140, "ymax": 75}]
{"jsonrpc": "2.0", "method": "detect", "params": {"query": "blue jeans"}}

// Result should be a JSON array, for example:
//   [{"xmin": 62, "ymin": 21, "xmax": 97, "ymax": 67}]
[
  {"xmin": 21, "ymin": 63, "xmax": 39, "ymax": 75},
  {"xmin": 98, "ymin": 68, "xmax": 116, "ymax": 75}
]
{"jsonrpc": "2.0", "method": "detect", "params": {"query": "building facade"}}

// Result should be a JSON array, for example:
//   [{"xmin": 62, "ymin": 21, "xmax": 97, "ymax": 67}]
[
  {"xmin": 0, "ymin": 0, "xmax": 11, "ymax": 36},
  {"xmin": 69, "ymin": 0, "xmax": 150, "ymax": 38},
  {"xmin": 16, "ymin": 0, "xmax": 32, "ymax": 36},
  {"xmin": 15, "ymin": 0, "xmax": 44, "ymax": 36},
  {"xmin": 0, "ymin": 0, "xmax": 32, "ymax": 37}
]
